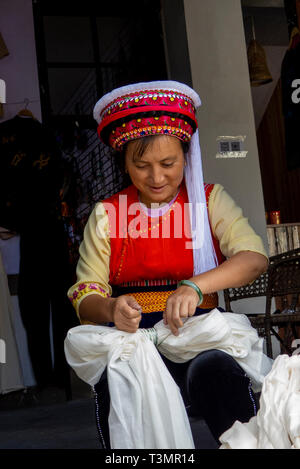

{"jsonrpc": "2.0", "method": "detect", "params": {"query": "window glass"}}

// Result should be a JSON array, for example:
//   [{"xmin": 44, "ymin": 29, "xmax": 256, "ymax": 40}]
[
  {"xmin": 48, "ymin": 68, "xmax": 96, "ymax": 115},
  {"xmin": 44, "ymin": 16, "xmax": 94, "ymax": 63}
]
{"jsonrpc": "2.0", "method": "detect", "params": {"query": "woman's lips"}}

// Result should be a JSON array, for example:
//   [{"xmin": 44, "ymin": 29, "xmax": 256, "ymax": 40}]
[{"xmin": 149, "ymin": 185, "xmax": 166, "ymax": 193}]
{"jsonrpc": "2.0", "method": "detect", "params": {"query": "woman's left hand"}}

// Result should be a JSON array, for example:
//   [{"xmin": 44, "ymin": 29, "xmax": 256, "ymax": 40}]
[{"xmin": 163, "ymin": 285, "xmax": 199, "ymax": 336}]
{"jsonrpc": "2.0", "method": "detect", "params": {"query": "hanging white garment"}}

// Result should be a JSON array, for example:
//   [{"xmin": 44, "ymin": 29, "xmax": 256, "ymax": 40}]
[
  {"xmin": 219, "ymin": 354, "xmax": 300, "ymax": 449},
  {"xmin": 0, "ymin": 236, "xmax": 36, "ymax": 387},
  {"xmin": 64, "ymin": 309, "xmax": 273, "ymax": 449},
  {"xmin": 0, "ymin": 250, "xmax": 24, "ymax": 394}
]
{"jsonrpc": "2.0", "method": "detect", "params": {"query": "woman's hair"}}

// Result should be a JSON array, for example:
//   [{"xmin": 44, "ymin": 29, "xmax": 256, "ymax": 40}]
[{"xmin": 113, "ymin": 135, "xmax": 190, "ymax": 182}]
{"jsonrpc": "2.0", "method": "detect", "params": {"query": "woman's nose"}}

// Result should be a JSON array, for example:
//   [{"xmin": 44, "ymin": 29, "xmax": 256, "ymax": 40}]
[{"xmin": 148, "ymin": 166, "xmax": 165, "ymax": 184}]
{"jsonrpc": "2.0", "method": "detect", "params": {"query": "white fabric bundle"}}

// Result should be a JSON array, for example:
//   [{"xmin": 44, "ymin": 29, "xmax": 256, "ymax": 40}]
[
  {"xmin": 219, "ymin": 354, "xmax": 300, "ymax": 449},
  {"xmin": 64, "ymin": 309, "xmax": 273, "ymax": 449}
]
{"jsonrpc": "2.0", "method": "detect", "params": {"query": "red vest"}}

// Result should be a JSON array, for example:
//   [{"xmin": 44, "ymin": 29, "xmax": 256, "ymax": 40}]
[{"xmin": 102, "ymin": 182, "xmax": 225, "ymax": 286}]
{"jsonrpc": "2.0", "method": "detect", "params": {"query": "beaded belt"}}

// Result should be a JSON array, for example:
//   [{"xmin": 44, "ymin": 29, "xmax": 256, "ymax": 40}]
[{"xmin": 123, "ymin": 290, "xmax": 218, "ymax": 314}]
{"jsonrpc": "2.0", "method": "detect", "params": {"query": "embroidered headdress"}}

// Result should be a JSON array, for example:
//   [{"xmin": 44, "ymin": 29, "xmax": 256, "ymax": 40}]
[
  {"xmin": 93, "ymin": 81, "xmax": 218, "ymax": 274},
  {"xmin": 94, "ymin": 83, "xmax": 198, "ymax": 150}
]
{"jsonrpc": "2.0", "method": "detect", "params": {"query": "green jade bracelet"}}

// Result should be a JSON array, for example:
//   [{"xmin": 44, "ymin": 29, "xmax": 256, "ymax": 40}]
[{"xmin": 177, "ymin": 280, "xmax": 204, "ymax": 306}]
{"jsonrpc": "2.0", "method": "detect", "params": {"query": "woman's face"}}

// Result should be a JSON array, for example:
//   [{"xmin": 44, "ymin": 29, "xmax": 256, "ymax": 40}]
[{"xmin": 125, "ymin": 135, "xmax": 185, "ymax": 207}]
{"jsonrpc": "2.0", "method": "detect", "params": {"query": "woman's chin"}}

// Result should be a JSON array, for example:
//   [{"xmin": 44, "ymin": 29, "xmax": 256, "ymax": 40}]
[{"xmin": 144, "ymin": 191, "xmax": 169, "ymax": 205}]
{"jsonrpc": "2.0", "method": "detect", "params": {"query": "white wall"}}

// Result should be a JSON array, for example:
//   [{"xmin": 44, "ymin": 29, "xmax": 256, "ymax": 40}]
[
  {"xmin": 184, "ymin": 0, "xmax": 268, "ymax": 314},
  {"xmin": 0, "ymin": 0, "xmax": 42, "ymax": 123}
]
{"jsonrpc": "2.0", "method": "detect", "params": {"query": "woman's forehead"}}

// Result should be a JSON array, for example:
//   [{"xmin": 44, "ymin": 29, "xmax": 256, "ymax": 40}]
[{"xmin": 126, "ymin": 135, "xmax": 183, "ymax": 160}]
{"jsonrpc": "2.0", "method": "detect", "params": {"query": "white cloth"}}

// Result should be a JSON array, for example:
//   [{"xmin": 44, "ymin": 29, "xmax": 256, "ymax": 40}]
[
  {"xmin": 219, "ymin": 354, "xmax": 300, "ymax": 449},
  {"xmin": 64, "ymin": 309, "xmax": 273, "ymax": 449},
  {"xmin": 0, "ymin": 237, "xmax": 36, "ymax": 387}
]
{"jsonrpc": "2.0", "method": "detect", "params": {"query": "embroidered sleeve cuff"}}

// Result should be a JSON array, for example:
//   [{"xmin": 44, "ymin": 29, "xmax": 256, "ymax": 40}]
[{"xmin": 68, "ymin": 282, "xmax": 110, "ymax": 316}]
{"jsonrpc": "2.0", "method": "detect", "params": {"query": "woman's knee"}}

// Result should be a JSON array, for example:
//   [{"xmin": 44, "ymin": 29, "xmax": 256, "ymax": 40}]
[
  {"xmin": 184, "ymin": 350, "xmax": 256, "ymax": 428},
  {"xmin": 186, "ymin": 349, "xmax": 246, "ymax": 386}
]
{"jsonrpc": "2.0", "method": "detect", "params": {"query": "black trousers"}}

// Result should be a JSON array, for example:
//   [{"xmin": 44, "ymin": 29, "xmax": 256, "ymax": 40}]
[{"xmin": 93, "ymin": 349, "xmax": 257, "ymax": 449}]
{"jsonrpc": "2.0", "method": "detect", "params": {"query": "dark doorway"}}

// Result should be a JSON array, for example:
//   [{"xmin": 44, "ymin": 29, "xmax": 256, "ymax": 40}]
[{"xmin": 32, "ymin": 0, "xmax": 168, "ymax": 263}]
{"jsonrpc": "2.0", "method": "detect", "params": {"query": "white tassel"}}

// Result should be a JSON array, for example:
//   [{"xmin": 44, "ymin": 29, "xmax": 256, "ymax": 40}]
[{"xmin": 184, "ymin": 130, "xmax": 218, "ymax": 275}]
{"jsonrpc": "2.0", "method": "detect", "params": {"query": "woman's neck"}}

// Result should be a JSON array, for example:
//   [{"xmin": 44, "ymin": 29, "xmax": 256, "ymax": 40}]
[{"xmin": 138, "ymin": 187, "xmax": 180, "ymax": 217}]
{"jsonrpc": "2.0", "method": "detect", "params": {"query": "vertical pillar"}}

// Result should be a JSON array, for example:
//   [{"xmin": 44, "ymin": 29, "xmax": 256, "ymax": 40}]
[{"xmin": 184, "ymin": 0, "xmax": 268, "ymax": 313}]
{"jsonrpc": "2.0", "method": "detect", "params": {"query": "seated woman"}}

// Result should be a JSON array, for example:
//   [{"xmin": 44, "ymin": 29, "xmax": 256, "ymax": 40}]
[{"xmin": 67, "ymin": 81, "xmax": 268, "ymax": 448}]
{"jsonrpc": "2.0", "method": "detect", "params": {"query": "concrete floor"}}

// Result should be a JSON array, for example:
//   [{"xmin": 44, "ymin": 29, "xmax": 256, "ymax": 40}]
[{"xmin": 0, "ymin": 371, "xmax": 218, "ymax": 450}]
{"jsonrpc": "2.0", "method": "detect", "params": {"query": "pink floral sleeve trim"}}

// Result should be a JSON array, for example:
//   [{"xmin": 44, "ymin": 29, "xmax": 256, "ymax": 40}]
[{"xmin": 69, "ymin": 282, "xmax": 110, "ymax": 310}]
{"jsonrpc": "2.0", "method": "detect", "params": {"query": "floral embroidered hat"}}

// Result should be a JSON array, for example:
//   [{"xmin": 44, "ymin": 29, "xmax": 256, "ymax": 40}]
[{"xmin": 93, "ymin": 81, "xmax": 200, "ymax": 150}]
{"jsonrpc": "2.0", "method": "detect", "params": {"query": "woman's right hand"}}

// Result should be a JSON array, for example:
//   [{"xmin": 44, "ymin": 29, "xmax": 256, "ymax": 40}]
[{"xmin": 111, "ymin": 295, "xmax": 142, "ymax": 333}]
